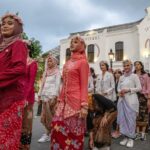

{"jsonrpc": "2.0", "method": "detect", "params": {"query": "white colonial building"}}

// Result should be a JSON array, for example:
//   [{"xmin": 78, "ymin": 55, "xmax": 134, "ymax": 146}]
[{"xmin": 59, "ymin": 7, "xmax": 150, "ymax": 73}]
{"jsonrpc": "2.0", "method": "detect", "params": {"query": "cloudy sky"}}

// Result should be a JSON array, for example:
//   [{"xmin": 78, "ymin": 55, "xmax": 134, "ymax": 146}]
[{"xmin": 0, "ymin": 0, "xmax": 150, "ymax": 52}]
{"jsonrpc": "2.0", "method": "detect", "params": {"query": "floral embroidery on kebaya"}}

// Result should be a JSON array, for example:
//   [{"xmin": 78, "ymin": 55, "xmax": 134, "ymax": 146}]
[
  {"xmin": 71, "ymin": 139, "xmax": 81, "ymax": 149},
  {"xmin": 60, "ymin": 126, "xmax": 68, "ymax": 136},
  {"xmin": 65, "ymin": 138, "xmax": 71, "ymax": 145},
  {"xmin": 51, "ymin": 115, "xmax": 85, "ymax": 150}
]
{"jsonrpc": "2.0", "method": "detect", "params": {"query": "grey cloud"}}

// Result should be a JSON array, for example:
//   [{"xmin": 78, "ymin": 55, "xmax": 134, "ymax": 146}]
[
  {"xmin": 89, "ymin": 0, "xmax": 150, "ymax": 19},
  {"xmin": 0, "ymin": 0, "xmax": 150, "ymax": 51}
]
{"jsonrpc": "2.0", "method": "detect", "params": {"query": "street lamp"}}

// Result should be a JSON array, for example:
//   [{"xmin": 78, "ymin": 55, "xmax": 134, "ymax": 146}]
[{"xmin": 108, "ymin": 49, "xmax": 114, "ymax": 69}]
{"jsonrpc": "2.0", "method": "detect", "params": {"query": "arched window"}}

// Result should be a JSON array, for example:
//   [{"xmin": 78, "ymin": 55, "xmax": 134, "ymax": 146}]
[
  {"xmin": 145, "ymin": 39, "xmax": 150, "ymax": 49},
  {"xmin": 66, "ymin": 48, "xmax": 71, "ymax": 62},
  {"xmin": 115, "ymin": 42, "xmax": 124, "ymax": 61},
  {"xmin": 88, "ymin": 44, "xmax": 94, "ymax": 63}
]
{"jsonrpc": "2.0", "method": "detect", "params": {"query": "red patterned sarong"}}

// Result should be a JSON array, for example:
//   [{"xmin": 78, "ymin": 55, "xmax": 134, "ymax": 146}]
[
  {"xmin": 50, "ymin": 115, "xmax": 85, "ymax": 150},
  {"xmin": 0, "ymin": 100, "xmax": 24, "ymax": 150}
]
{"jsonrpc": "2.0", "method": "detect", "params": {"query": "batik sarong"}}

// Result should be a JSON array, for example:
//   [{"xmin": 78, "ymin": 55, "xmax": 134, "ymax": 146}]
[
  {"xmin": 50, "ymin": 115, "xmax": 85, "ymax": 150},
  {"xmin": 117, "ymin": 99, "xmax": 137, "ymax": 138},
  {"xmin": 0, "ymin": 100, "xmax": 24, "ymax": 150},
  {"xmin": 136, "ymin": 93, "xmax": 148, "ymax": 127}
]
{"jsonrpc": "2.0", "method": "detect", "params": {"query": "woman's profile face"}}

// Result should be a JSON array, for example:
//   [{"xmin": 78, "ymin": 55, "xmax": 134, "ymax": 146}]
[
  {"xmin": 100, "ymin": 63, "xmax": 107, "ymax": 72},
  {"xmin": 1, "ymin": 17, "xmax": 15, "ymax": 37},
  {"xmin": 114, "ymin": 71, "xmax": 121, "ymax": 79},
  {"xmin": 70, "ymin": 38, "xmax": 82, "ymax": 52}
]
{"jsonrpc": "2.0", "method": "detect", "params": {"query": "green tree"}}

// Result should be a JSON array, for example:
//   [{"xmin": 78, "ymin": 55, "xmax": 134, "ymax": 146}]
[
  {"xmin": 34, "ymin": 59, "xmax": 45, "ymax": 93},
  {"xmin": 22, "ymin": 33, "xmax": 42, "ymax": 58},
  {"xmin": 22, "ymin": 32, "xmax": 29, "ymax": 40}
]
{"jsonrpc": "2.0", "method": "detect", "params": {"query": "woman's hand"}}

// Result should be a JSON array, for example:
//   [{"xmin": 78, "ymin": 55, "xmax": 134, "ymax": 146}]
[
  {"xmin": 119, "ymin": 92, "xmax": 124, "ymax": 97},
  {"xmin": 102, "ymin": 92, "xmax": 108, "ymax": 96},
  {"xmin": 89, "ymin": 132, "xmax": 94, "ymax": 149},
  {"xmin": 100, "ymin": 115, "xmax": 108, "ymax": 127},
  {"xmin": 89, "ymin": 137, "xmax": 94, "ymax": 149},
  {"xmin": 119, "ymin": 89, "xmax": 130, "ymax": 97},
  {"xmin": 80, "ymin": 107, "xmax": 88, "ymax": 118},
  {"xmin": 121, "ymin": 89, "xmax": 130, "ymax": 93}
]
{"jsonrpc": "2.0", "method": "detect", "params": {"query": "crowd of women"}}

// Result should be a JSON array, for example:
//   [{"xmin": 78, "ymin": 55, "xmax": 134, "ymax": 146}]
[{"xmin": 0, "ymin": 13, "xmax": 150, "ymax": 150}]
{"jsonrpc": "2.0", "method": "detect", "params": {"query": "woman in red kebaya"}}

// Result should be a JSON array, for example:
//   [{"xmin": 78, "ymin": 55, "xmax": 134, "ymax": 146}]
[
  {"xmin": 51, "ymin": 36, "xmax": 89, "ymax": 150},
  {"xmin": 0, "ymin": 13, "xmax": 27, "ymax": 149},
  {"xmin": 20, "ymin": 40, "xmax": 38, "ymax": 149}
]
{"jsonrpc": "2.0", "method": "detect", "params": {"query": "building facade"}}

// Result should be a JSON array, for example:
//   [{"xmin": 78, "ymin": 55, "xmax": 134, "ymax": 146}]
[{"xmin": 59, "ymin": 7, "xmax": 150, "ymax": 73}]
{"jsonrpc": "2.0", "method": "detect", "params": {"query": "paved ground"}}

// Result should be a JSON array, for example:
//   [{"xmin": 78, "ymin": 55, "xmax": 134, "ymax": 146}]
[{"xmin": 31, "ymin": 102, "xmax": 150, "ymax": 150}]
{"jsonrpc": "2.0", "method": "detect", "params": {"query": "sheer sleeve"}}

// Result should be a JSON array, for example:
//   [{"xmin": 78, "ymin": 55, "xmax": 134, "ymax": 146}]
[
  {"xmin": 130, "ymin": 74, "xmax": 142, "ymax": 94},
  {"xmin": 79, "ymin": 60, "xmax": 89, "ymax": 106},
  {"xmin": 106, "ymin": 73, "xmax": 115, "ymax": 94}
]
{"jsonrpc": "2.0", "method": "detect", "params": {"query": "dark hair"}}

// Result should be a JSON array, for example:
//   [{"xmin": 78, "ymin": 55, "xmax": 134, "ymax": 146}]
[
  {"xmin": 90, "ymin": 67, "xmax": 96, "ymax": 78},
  {"xmin": 93, "ymin": 94, "xmax": 116, "ymax": 113},
  {"xmin": 114, "ymin": 69, "xmax": 122, "ymax": 81},
  {"xmin": 134, "ymin": 61, "xmax": 146, "ymax": 75},
  {"xmin": 100, "ymin": 61, "xmax": 109, "ymax": 71}
]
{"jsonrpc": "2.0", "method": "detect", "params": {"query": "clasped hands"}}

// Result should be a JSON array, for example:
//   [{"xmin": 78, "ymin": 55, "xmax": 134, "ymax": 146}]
[{"xmin": 119, "ymin": 88, "xmax": 130, "ymax": 97}]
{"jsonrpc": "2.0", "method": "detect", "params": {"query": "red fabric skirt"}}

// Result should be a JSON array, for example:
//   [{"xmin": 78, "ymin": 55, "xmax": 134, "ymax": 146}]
[
  {"xmin": 50, "ymin": 115, "xmax": 86, "ymax": 150},
  {"xmin": 0, "ymin": 100, "xmax": 24, "ymax": 150}
]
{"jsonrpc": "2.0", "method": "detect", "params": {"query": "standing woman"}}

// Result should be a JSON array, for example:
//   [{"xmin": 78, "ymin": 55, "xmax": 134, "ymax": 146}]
[
  {"xmin": 20, "ymin": 40, "xmax": 38, "ymax": 149},
  {"xmin": 90, "ymin": 67, "xmax": 97, "ymax": 93},
  {"xmin": 113, "ymin": 69, "xmax": 122, "ymax": 103},
  {"xmin": 51, "ymin": 36, "xmax": 89, "ymax": 150},
  {"xmin": 134, "ymin": 61, "xmax": 149, "ymax": 140},
  {"xmin": 0, "ymin": 13, "xmax": 27, "ymax": 149},
  {"xmin": 117, "ymin": 60, "xmax": 142, "ymax": 148},
  {"xmin": 96, "ymin": 61, "xmax": 116, "ymax": 101},
  {"xmin": 112, "ymin": 69, "xmax": 122, "ymax": 138},
  {"xmin": 38, "ymin": 54, "xmax": 61, "ymax": 143}
]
